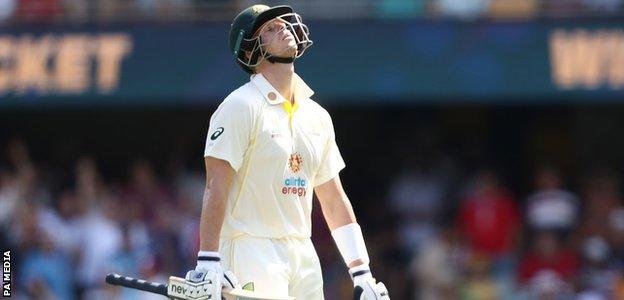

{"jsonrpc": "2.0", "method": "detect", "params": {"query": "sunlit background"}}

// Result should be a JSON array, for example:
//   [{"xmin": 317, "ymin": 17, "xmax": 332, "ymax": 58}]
[{"xmin": 2, "ymin": 0, "xmax": 624, "ymax": 299}]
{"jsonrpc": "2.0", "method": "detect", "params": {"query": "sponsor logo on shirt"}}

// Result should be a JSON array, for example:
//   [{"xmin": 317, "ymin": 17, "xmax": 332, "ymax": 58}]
[
  {"xmin": 270, "ymin": 129, "xmax": 282, "ymax": 139},
  {"xmin": 282, "ymin": 177, "xmax": 307, "ymax": 197},
  {"xmin": 210, "ymin": 127, "xmax": 224, "ymax": 140}
]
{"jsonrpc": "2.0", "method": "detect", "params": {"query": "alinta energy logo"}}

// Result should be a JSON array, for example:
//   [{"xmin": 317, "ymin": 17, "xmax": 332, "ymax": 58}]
[{"xmin": 282, "ymin": 153, "xmax": 307, "ymax": 197}]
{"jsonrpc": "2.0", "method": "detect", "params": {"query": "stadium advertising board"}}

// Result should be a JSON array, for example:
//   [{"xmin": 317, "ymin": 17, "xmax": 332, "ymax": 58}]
[{"xmin": 0, "ymin": 20, "xmax": 622, "ymax": 107}]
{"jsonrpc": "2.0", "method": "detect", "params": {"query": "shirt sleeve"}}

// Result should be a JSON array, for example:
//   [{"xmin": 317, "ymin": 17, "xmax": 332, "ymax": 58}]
[
  {"xmin": 313, "ymin": 111, "xmax": 346, "ymax": 187},
  {"xmin": 204, "ymin": 97, "xmax": 254, "ymax": 171}
]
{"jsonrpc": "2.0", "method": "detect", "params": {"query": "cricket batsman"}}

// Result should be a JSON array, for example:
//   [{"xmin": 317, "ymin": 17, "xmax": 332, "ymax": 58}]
[{"xmin": 185, "ymin": 4, "xmax": 390, "ymax": 299}]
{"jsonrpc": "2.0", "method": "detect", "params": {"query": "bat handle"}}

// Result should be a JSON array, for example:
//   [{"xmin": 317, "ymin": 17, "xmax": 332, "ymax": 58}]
[{"xmin": 105, "ymin": 273, "xmax": 169, "ymax": 297}]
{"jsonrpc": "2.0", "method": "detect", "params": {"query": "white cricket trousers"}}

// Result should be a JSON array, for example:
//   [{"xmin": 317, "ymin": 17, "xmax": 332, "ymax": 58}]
[{"xmin": 220, "ymin": 235, "xmax": 325, "ymax": 299}]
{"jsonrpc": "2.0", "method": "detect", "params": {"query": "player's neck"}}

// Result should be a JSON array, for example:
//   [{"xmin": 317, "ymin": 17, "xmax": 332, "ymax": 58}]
[{"xmin": 258, "ymin": 63, "xmax": 295, "ymax": 104}]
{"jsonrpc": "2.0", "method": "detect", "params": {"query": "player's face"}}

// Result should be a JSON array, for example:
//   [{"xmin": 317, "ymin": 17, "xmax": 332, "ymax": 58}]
[{"xmin": 259, "ymin": 18, "xmax": 298, "ymax": 58}]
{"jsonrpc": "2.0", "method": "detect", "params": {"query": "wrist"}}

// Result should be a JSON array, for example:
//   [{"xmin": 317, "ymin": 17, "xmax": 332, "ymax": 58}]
[
  {"xmin": 331, "ymin": 223, "xmax": 370, "ymax": 267},
  {"xmin": 349, "ymin": 264, "xmax": 372, "ymax": 281},
  {"xmin": 197, "ymin": 251, "xmax": 221, "ymax": 270},
  {"xmin": 348, "ymin": 258, "xmax": 367, "ymax": 268}
]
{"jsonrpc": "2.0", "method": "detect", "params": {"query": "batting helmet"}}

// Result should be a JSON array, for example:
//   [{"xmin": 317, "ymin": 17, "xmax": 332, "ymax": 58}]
[{"xmin": 229, "ymin": 5, "xmax": 313, "ymax": 74}]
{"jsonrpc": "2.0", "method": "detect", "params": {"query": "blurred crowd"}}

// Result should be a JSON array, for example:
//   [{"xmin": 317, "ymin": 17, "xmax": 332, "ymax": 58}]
[
  {"xmin": 0, "ymin": 0, "xmax": 623, "ymax": 23},
  {"xmin": 2, "ymin": 133, "xmax": 624, "ymax": 300},
  {"xmin": 392, "ymin": 161, "xmax": 624, "ymax": 299},
  {"xmin": 1, "ymin": 139, "xmax": 206, "ymax": 299}
]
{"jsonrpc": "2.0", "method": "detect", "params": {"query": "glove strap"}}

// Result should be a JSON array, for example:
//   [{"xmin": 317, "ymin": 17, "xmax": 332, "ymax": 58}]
[
  {"xmin": 348, "ymin": 264, "xmax": 371, "ymax": 280},
  {"xmin": 198, "ymin": 251, "xmax": 220, "ymax": 261}
]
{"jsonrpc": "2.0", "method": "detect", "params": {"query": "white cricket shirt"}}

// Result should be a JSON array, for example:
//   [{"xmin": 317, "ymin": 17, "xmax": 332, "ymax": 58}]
[{"xmin": 204, "ymin": 73, "xmax": 345, "ymax": 239}]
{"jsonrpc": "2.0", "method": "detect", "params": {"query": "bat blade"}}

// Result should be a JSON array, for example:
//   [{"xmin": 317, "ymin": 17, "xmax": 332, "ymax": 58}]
[
  {"xmin": 168, "ymin": 276, "xmax": 294, "ymax": 300},
  {"xmin": 105, "ymin": 273, "xmax": 294, "ymax": 300}
]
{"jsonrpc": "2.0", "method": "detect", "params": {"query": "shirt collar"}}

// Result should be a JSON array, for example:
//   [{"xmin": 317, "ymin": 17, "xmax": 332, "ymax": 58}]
[{"xmin": 250, "ymin": 73, "xmax": 314, "ymax": 105}]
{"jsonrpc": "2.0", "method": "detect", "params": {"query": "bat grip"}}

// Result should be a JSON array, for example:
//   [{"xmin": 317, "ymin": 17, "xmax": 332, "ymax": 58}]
[{"xmin": 105, "ymin": 273, "xmax": 169, "ymax": 297}]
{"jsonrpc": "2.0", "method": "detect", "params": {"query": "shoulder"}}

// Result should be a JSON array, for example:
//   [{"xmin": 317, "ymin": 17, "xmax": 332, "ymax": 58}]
[
  {"xmin": 302, "ymin": 98, "xmax": 336, "ymax": 137},
  {"xmin": 223, "ymin": 82, "xmax": 261, "ymax": 108},
  {"xmin": 303, "ymin": 97, "xmax": 332, "ymax": 123},
  {"xmin": 215, "ymin": 82, "xmax": 262, "ymax": 117}
]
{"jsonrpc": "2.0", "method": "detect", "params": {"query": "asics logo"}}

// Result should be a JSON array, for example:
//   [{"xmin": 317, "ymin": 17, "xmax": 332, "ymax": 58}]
[{"xmin": 210, "ymin": 127, "xmax": 224, "ymax": 140}]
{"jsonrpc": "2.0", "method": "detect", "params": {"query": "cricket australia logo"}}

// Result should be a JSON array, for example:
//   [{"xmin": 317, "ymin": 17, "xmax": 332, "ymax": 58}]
[{"xmin": 288, "ymin": 153, "xmax": 303, "ymax": 173}]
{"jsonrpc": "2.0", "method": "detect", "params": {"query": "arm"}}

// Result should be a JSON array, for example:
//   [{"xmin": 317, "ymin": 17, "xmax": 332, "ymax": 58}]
[
  {"xmin": 314, "ymin": 175, "xmax": 362, "ymax": 268},
  {"xmin": 199, "ymin": 156, "xmax": 236, "ymax": 251},
  {"xmin": 314, "ymin": 111, "xmax": 389, "ymax": 299},
  {"xmin": 184, "ymin": 157, "xmax": 238, "ymax": 300},
  {"xmin": 186, "ymin": 96, "xmax": 251, "ymax": 297},
  {"xmin": 315, "ymin": 175, "xmax": 390, "ymax": 299},
  {"xmin": 199, "ymin": 97, "xmax": 252, "ymax": 250}
]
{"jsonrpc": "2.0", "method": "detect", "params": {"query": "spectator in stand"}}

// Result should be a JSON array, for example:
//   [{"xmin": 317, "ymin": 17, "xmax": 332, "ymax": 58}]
[
  {"xmin": 101, "ymin": 158, "xmax": 154, "ymax": 267},
  {"xmin": 524, "ymin": 270, "xmax": 574, "ymax": 300},
  {"xmin": 601, "ymin": 208, "xmax": 624, "ymax": 298},
  {"xmin": 387, "ymin": 156, "xmax": 449, "ymax": 258},
  {"xmin": 609, "ymin": 208, "xmax": 624, "ymax": 268},
  {"xmin": 107, "ymin": 224, "xmax": 145, "ymax": 299},
  {"xmin": 412, "ymin": 218, "xmax": 467, "ymax": 300},
  {"xmin": 172, "ymin": 167, "xmax": 204, "ymax": 268},
  {"xmin": 457, "ymin": 170, "xmax": 520, "ymax": 260},
  {"xmin": 36, "ymin": 189, "xmax": 80, "ymax": 258},
  {"xmin": 526, "ymin": 165, "xmax": 579, "ymax": 232},
  {"xmin": 71, "ymin": 158, "xmax": 124, "ymax": 298},
  {"xmin": 5, "ymin": 139, "xmax": 51, "ymax": 206},
  {"xmin": 0, "ymin": 165, "xmax": 19, "ymax": 230},
  {"xmin": 435, "ymin": 0, "xmax": 490, "ymax": 19},
  {"xmin": 3, "ymin": 140, "xmax": 54, "ymax": 256},
  {"xmin": 576, "ymin": 171, "xmax": 622, "ymax": 246},
  {"xmin": 74, "ymin": 193, "xmax": 123, "ymax": 298},
  {"xmin": 518, "ymin": 230, "xmax": 579, "ymax": 287},
  {"xmin": 375, "ymin": 0, "xmax": 425, "ymax": 18},
  {"xmin": 542, "ymin": 0, "xmax": 586, "ymax": 16},
  {"xmin": 457, "ymin": 169, "xmax": 520, "ymax": 296},
  {"xmin": 580, "ymin": 0, "xmax": 622, "ymax": 12},
  {"xmin": 14, "ymin": 0, "xmax": 61, "ymax": 22},
  {"xmin": 123, "ymin": 159, "xmax": 183, "ymax": 276},
  {"xmin": 135, "ymin": 0, "xmax": 193, "ymax": 20},
  {"xmin": 459, "ymin": 254, "xmax": 500, "ymax": 300},
  {"xmin": 0, "ymin": 0, "xmax": 16, "ymax": 21},
  {"xmin": 122, "ymin": 158, "xmax": 174, "ymax": 220},
  {"xmin": 487, "ymin": 0, "xmax": 537, "ymax": 18},
  {"xmin": 576, "ymin": 236, "xmax": 615, "ymax": 299},
  {"xmin": 75, "ymin": 156, "xmax": 110, "ymax": 208},
  {"xmin": 13, "ymin": 199, "xmax": 74, "ymax": 300},
  {"xmin": 61, "ymin": 0, "xmax": 88, "ymax": 22}
]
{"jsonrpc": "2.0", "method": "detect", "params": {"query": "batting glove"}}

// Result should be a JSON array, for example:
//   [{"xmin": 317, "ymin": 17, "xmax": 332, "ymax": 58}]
[
  {"xmin": 185, "ymin": 252, "xmax": 239, "ymax": 300},
  {"xmin": 350, "ymin": 265, "xmax": 390, "ymax": 300}
]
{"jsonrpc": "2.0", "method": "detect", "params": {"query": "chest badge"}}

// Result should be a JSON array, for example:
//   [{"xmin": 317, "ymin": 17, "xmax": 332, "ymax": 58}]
[{"xmin": 288, "ymin": 152, "xmax": 303, "ymax": 173}]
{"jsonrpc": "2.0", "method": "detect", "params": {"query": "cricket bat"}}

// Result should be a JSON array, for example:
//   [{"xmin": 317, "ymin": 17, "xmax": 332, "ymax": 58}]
[{"xmin": 105, "ymin": 273, "xmax": 294, "ymax": 300}]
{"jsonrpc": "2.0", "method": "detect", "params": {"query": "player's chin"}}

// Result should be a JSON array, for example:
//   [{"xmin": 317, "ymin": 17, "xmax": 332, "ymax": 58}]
[{"xmin": 281, "ymin": 45, "xmax": 298, "ymax": 57}]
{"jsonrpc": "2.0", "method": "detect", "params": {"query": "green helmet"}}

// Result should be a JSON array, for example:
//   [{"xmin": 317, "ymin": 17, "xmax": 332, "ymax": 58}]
[{"xmin": 229, "ymin": 5, "xmax": 313, "ymax": 74}]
